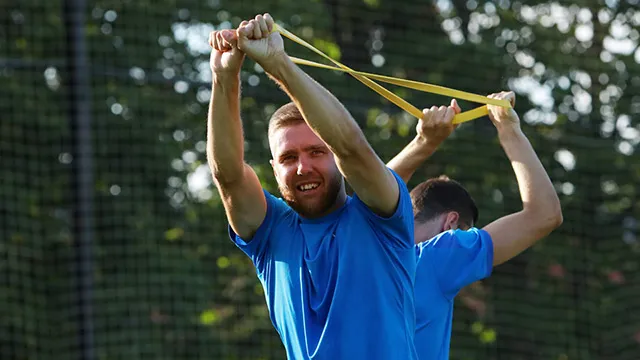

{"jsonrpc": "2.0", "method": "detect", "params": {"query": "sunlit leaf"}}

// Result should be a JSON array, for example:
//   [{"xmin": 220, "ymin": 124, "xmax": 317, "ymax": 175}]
[
  {"xmin": 164, "ymin": 227, "xmax": 184, "ymax": 241},
  {"xmin": 363, "ymin": 0, "xmax": 380, "ymax": 8},
  {"xmin": 199, "ymin": 309, "xmax": 218, "ymax": 325},
  {"xmin": 480, "ymin": 329, "xmax": 496, "ymax": 344},
  {"xmin": 217, "ymin": 256, "xmax": 230, "ymax": 269}
]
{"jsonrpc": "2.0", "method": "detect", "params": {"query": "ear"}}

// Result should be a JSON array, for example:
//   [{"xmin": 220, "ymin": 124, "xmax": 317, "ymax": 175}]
[{"xmin": 443, "ymin": 211, "xmax": 460, "ymax": 231}]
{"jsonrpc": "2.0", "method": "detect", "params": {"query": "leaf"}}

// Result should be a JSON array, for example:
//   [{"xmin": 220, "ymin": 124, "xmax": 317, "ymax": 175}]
[
  {"xmin": 217, "ymin": 256, "xmax": 230, "ymax": 269},
  {"xmin": 480, "ymin": 329, "xmax": 496, "ymax": 344},
  {"xmin": 363, "ymin": 0, "xmax": 380, "ymax": 8},
  {"xmin": 164, "ymin": 227, "xmax": 184, "ymax": 241},
  {"xmin": 199, "ymin": 309, "xmax": 218, "ymax": 326}
]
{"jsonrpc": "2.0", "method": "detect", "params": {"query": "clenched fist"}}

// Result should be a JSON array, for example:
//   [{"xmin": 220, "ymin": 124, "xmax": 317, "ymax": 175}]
[
  {"xmin": 236, "ymin": 13, "xmax": 286, "ymax": 73},
  {"xmin": 416, "ymin": 99, "xmax": 461, "ymax": 147},
  {"xmin": 487, "ymin": 91, "xmax": 520, "ymax": 132},
  {"xmin": 208, "ymin": 29, "xmax": 244, "ymax": 77}
]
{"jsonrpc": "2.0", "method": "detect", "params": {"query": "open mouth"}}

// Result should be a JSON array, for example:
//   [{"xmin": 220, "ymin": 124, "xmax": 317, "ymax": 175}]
[{"xmin": 296, "ymin": 182, "xmax": 320, "ymax": 192}]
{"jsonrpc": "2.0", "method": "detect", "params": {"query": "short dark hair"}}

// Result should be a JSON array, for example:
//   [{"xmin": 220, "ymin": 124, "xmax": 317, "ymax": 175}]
[
  {"xmin": 410, "ymin": 175, "xmax": 478, "ymax": 227},
  {"xmin": 268, "ymin": 102, "xmax": 305, "ymax": 140}
]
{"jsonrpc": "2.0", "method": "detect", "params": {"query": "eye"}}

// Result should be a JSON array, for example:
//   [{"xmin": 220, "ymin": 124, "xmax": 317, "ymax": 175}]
[
  {"xmin": 281, "ymin": 155, "xmax": 296, "ymax": 163},
  {"xmin": 311, "ymin": 150, "xmax": 325, "ymax": 156}
]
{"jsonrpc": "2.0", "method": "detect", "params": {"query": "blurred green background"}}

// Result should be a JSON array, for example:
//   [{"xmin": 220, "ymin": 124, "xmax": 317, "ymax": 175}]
[{"xmin": 1, "ymin": 0, "xmax": 640, "ymax": 359}]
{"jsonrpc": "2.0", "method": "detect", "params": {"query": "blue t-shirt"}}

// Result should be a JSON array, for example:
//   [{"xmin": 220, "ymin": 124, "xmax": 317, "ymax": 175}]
[
  {"xmin": 229, "ymin": 170, "xmax": 417, "ymax": 360},
  {"xmin": 414, "ymin": 228, "xmax": 493, "ymax": 360}
]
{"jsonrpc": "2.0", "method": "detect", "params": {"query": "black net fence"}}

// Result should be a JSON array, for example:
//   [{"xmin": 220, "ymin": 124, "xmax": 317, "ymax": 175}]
[{"xmin": 1, "ymin": 0, "xmax": 640, "ymax": 359}]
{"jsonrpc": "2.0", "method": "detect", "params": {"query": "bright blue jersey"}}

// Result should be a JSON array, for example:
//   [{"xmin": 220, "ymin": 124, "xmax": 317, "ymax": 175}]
[
  {"xmin": 229, "ymin": 170, "xmax": 417, "ymax": 360},
  {"xmin": 414, "ymin": 228, "xmax": 493, "ymax": 360}
]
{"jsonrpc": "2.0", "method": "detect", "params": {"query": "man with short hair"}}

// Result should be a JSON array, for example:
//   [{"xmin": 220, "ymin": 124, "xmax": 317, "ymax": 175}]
[
  {"xmin": 206, "ymin": 13, "xmax": 460, "ymax": 359},
  {"xmin": 387, "ymin": 92, "xmax": 563, "ymax": 359}
]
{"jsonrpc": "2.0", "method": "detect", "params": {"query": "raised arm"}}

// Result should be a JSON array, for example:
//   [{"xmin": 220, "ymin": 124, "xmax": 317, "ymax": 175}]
[
  {"xmin": 482, "ymin": 91, "xmax": 563, "ymax": 266},
  {"xmin": 387, "ymin": 100, "xmax": 460, "ymax": 184},
  {"xmin": 207, "ymin": 29, "xmax": 266, "ymax": 240},
  {"xmin": 236, "ymin": 14, "xmax": 398, "ymax": 217}
]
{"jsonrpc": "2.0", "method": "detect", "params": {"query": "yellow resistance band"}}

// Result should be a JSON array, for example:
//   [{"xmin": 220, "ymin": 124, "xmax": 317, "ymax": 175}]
[{"xmin": 273, "ymin": 23, "xmax": 511, "ymax": 124}]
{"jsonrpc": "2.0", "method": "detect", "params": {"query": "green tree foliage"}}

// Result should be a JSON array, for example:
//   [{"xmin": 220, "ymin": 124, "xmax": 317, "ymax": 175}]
[{"xmin": 1, "ymin": 0, "xmax": 639, "ymax": 359}]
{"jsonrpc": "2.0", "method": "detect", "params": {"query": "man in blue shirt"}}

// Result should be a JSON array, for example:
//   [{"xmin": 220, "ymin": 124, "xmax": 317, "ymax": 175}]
[
  {"xmin": 387, "ymin": 92, "xmax": 563, "ymax": 359},
  {"xmin": 206, "ymin": 13, "xmax": 452, "ymax": 359}
]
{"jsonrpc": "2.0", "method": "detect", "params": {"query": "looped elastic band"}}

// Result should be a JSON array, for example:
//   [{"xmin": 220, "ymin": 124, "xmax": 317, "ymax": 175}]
[{"xmin": 273, "ymin": 23, "xmax": 511, "ymax": 124}]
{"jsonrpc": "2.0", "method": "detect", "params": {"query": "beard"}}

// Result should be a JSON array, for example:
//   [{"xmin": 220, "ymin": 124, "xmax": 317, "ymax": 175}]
[{"xmin": 278, "ymin": 171, "xmax": 343, "ymax": 218}]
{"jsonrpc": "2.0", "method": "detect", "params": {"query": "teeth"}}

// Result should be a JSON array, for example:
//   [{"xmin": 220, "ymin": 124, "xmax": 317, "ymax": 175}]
[{"xmin": 298, "ymin": 183, "xmax": 319, "ymax": 191}]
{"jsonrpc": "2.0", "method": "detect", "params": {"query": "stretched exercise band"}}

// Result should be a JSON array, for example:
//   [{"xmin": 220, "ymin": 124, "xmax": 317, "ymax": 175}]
[{"xmin": 273, "ymin": 23, "xmax": 511, "ymax": 124}]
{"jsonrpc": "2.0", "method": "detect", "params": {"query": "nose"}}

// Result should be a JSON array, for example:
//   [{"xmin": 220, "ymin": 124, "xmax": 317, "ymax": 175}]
[{"xmin": 296, "ymin": 156, "xmax": 312, "ymax": 176}]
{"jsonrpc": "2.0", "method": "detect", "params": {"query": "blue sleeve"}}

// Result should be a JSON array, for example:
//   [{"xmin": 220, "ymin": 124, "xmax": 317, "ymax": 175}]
[
  {"xmin": 351, "ymin": 169, "xmax": 414, "ymax": 249},
  {"xmin": 419, "ymin": 228, "xmax": 493, "ymax": 299},
  {"xmin": 228, "ymin": 189, "xmax": 289, "ymax": 274}
]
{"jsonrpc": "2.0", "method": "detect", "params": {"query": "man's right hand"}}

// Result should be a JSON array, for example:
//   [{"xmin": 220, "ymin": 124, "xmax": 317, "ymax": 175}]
[
  {"xmin": 209, "ymin": 29, "xmax": 245, "ymax": 77},
  {"xmin": 417, "ymin": 99, "xmax": 461, "ymax": 149},
  {"xmin": 487, "ymin": 91, "xmax": 520, "ymax": 134}
]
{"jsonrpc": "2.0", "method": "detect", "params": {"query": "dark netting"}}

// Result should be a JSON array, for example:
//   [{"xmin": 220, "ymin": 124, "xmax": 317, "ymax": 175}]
[{"xmin": 1, "ymin": 0, "xmax": 639, "ymax": 359}]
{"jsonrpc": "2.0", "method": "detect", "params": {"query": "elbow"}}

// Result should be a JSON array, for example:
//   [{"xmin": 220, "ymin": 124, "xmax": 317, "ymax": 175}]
[
  {"xmin": 550, "ymin": 204, "xmax": 563, "ymax": 229},
  {"xmin": 546, "ymin": 194, "xmax": 563, "ymax": 229},
  {"xmin": 211, "ymin": 165, "xmax": 243, "ymax": 187},
  {"xmin": 207, "ymin": 152, "xmax": 244, "ymax": 187},
  {"xmin": 211, "ymin": 167, "xmax": 230, "ymax": 186},
  {"xmin": 545, "ymin": 207, "xmax": 563, "ymax": 231},
  {"xmin": 531, "ymin": 201, "xmax": 563, "ymax": 234}
]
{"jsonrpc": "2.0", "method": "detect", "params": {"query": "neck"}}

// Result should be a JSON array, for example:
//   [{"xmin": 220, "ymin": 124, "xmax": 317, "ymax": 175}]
[
  {"xmin": 321, "ymin": 177, "xmax": 348, "ymax": 216},
  {"xmin": 329, "ymin": 189, "xmax": 347, "ymax": 212}
]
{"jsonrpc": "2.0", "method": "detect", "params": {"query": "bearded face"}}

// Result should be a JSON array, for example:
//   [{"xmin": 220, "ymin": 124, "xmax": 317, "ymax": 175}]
[{"xmin": 270, "ymin": 123, "xmax": 345, "ymax": 218}]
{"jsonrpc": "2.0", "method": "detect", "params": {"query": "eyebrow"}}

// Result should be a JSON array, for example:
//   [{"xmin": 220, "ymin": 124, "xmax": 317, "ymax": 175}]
[
  {"xmin": 304, "ymin": 145, "xmax": 327, "ymax": 152},
  {"xmin": 278, "ymin": 150, "xmax": 296, "ymax": 160},
  {"xmin": 278, "ymin": 145, "xmax": 327, "ymax": 159}
]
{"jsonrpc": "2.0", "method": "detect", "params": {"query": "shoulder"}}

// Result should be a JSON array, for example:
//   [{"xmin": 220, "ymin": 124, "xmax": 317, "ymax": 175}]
[
  {"xmin": 455, "ymin": 228, "xmax": 493, "ymax": 246},
  {"xmin": 264, "ymin": 189, "xmax": 296, "ymax": 217},
  {"xmin": 419, "ymin": 228, "xmax": 492, "ymax": 250},
  {"xmin": 250, "ymin": 189, "xmax": 298, "ymax": 242},
  {"xmin": 350, "ymin": 168, "xmax": 412, "ymax": 216},
  {"xmin": 418, "ymin": 230, "xmax": 457, "ymax": 250}
]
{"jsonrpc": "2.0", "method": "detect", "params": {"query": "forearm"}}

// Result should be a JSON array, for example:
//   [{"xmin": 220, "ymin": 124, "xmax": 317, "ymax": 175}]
[
  {"xmin": 386, "ymin": 136, "xmax": 436, "ymax": 184},
  {"xmin": 499, "ymin": 128, "xmax": 561, "ymax": 220},
  {"xmin": 265, "ymin": 55, "xmax": 365, "ymax": 156},
  {"xmin": 207, "ymin": 74, "xmax": 245, "ymax": 184}
]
